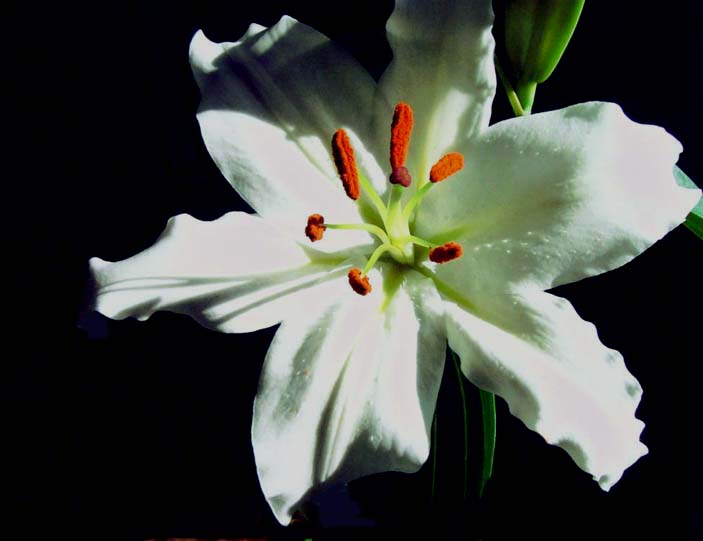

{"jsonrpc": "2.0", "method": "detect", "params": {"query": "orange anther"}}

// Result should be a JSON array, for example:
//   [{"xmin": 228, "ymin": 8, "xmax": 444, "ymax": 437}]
[
  {"xmin": 331, "ymin": 129, "xmax": 360, "ymax": 200},
  {"xmin": 348, "ymin": 268, "xmax": 372, "ymax": 295},
  {"xmin": 429, "ymin": 152, "xmax": 464, "ymax": 183},
  {"xmin": 305, "ymin": 213, "xmax": 326, "ymax": 242},
  {"xmin": 429, "ymin": 242, "xmax": 463, "ymax": 263},
  {"xmin": 390, "ymin": 102, "xmax": 414, "ymax": 170}
]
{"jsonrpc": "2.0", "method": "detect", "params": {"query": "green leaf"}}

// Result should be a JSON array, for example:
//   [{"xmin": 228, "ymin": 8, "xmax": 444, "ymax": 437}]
[
  {"xmin": 430, "ymin": 410, "xmax": 438, "ymax": 501},
  {"xmin": 452, "ymin": 351, "xmax": 469, "ymax": 499},
  {"xmin": 450, "ymin": 350, "xmax": 496, "ymax": 499},
  {"xmin": 673, "ymin": 166, "xmax": 703, "ymax": 240},
  {"xmin": 478, "ymin": 389, "xmax": 496, "ymax": 497}
]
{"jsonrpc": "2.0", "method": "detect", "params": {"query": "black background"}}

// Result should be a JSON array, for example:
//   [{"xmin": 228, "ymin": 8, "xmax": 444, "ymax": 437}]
[{"xmin": 9, "ymin": 1, "xmax": 702, "ymax": 539}]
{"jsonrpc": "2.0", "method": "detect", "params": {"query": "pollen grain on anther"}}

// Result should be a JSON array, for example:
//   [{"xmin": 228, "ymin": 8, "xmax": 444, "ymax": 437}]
[
  {"xmin": 305, "ymin": 213, "xmax": 326, "ymax": 242},
  {"xmin": 429, "ymin": 242, "xmax": 463, "ymax": 263},
  {"xmin": 390, "ymin": 102, "xmax": 414, "ymax": 170},
  {"xmin": 430, "ymin": 152, "xmax": 464, "ymax": 183},
  {"xmin": 331, "ymin": 129, "xmax": 360, "ymax": 200},
  {"xmin": 348, "ymin": 268, "xmax": 372, "ymax": 295}
]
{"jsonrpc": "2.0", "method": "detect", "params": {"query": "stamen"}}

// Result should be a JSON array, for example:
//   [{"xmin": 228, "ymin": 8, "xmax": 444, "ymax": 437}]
[
  {"xmin": 363, "ymin": 243, "xmax": 396, "ymax": 274},
  {"xmin": 325, "ymin": 222, "xmax": 391, "ymax": 245},
  {"xmin": 390, "ymin": 103, "xmax": 414, "ymax": 186},
  {"xmin": 348, "ymin": 268, "xmax": 372, "ymax": 295},
  {"xmin": 429, "ymin": 242, "xmax": 463, "ymax": 263},
  {"xmin": 401, "ymin": 182, "xmax": 434, "ymax": 221},
  {"xmin": 331, "ymin": 129, "xmax": 360, "ymax": 200},
  {"xmin": 401, "ymin": 235, "xmax": 434, "ymax": 249},
  {"xmin": 305, "ymin": 214, "xmax": 326, "ymax": 242},
  {"xmin": 429, "ymin": 152, "xmax": 464, "ymax": 183}
]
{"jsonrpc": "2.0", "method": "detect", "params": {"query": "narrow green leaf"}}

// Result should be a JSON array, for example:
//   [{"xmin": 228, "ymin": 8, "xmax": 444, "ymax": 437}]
[
  {"xmin": 452, "ymin": 351, "xmax": 469, "ymax": 499},
  {"xmin": 684, "ymin": 214, "xmax": 703, "ymax": 240},
  {"xmin": 430, "ymin": 410, "xmax": 438, "ymax": 501},
  {"xmin": 451, "ymin": 350, "xmax": 496, "ymax": 499},
  {"xmin": 673, "ymin": 166, "xmax": 703, "ymax": 240},
  {"xmin": 478, "ymin": 389, "xmax": 496, "ymax": 497}
]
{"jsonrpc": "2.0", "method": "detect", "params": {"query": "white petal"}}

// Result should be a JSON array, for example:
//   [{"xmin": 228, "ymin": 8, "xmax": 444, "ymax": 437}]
[
  {"xmin": 190, "ymin": 17, "xmax": 386, "ymax": 242},
  {"xmin": 90, "ymin": 212, "xmax": 353, "ymax": 333},
  {"xmin": 416, "ymin": 102, "xmax": 701, "ymax": 297},
  {"xmin": 376, "ymin": 0, "xmax": 496, "ymax": 180},
  {"xmin": 444, "ymin": 289, "xmax": 647, "ymax": 490},
  {"xmin": 252, "ymin": 268, "xmax": 445, "ymax": 524}
]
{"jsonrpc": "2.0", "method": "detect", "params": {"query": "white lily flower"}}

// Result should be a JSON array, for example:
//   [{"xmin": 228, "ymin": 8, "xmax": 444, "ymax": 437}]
[{"xmin": 88, "ymin": 0, "xmax": 700, "ymax": 525}]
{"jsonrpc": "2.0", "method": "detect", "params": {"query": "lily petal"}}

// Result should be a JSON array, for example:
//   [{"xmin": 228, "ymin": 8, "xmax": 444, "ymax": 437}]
[
  {"xmin": 377, "ymin": 0, "xmax": 496, "ymax": 180},
  {"xmin": 191, "ymin": 17, "xmax": 386, "ymax": 241},
  {"xmin": 90, "ymin": 212, "xmax": 353, "ymax": 333},
  {"xmin": 252, "ymin": 269, "xmax": 445, "ymax": 524},
  {"xmin": 417, "ymin": 102, "xmax": 701, "ymax": 296},
  {"xmin": 444, "ymin": 289, "xmax": 647, "ymax": 490}
]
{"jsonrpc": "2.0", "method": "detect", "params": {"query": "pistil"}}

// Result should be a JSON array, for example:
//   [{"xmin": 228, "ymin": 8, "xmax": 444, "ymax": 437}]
[{"xmin": 309, "ymin": 102, "xmax": 467, "ymax": 295}]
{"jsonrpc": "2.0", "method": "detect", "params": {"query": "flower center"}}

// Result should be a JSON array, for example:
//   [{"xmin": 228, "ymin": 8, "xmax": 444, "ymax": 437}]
[{"xmin": 305, "ymin": 102, "xmax": 465, "ymax": 295}]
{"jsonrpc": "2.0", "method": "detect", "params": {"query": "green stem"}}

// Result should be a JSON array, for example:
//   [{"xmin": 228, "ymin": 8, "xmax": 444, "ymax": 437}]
[
  {"xmin": 452, "ymin": 350, "xmax": 469, "ymax": 500},
  {"xmin": 361, "ymin": 244, "xmax": 403, "ymax": 276},
  {"xmin": 495, "ymin": 55, "xmax": 527, "ymax": 117},
  {"xmin": 386, "ymin": 184, "xmax": 404, "ymax": 216},
  {"xmin": 396, "ymin": 235, "xmax": 434, "ymax": 249}
]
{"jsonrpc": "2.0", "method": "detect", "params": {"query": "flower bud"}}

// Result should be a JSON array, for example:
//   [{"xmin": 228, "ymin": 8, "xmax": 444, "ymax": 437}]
[{"xmin": 494, "ymin": 0, "xmax": 585, "ymax": 113}]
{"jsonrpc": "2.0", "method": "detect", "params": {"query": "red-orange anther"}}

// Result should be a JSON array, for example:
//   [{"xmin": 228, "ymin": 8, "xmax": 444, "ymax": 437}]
[
  {"xmin": 348, "ymin": 268, "xmax": 372, "ymax": 295},
  {"xmin": 429, "ymin": 152, "xmax": 464, "ymax": 183},
  {"xmin": 305, "ymin": 214, "xmax": 326, "ymax": 242},
  {"xmin": 331, "ymin": 129, "xmax": 360, "ymax": 200},
  {"xmin": 429, "ymin": 242, "xmax": 463, "ymax": 263},
  {"xmin": 390, "ymin": 102, "xmax": 414, "ymax": 170}
]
